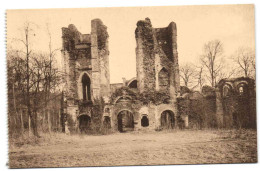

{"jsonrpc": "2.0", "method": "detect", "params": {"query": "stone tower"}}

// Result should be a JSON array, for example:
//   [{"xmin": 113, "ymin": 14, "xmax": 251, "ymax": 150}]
[
  {"xmin": 135, "ymin": 18, "xmax": 180, "ymax": 99},
  {"xmin": 61, "ymin": 19, "xmax": 110, "ymax": 131},
  {"xmin": 134, "ymin": 18, "xmax": 181, "ymax": 129}
]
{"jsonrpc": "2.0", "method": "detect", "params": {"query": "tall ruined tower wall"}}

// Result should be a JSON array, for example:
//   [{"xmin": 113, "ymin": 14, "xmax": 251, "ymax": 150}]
[
  {"xmin": 61, "ymin": 19, "xmax": 110, "ymax": 104},
  {"xmin": 91, "ymin": 19, "xmax": 110, "ymax": 100},
  {"xmin": 135, "ymin": 18, "xmax": 180, "ymax": 98},
  {"xmin": 61, "ymin": 24, "xmax": 92, "ymax": 101},
  {"xmin": 135, "ymin": 19, "xmax": 155, "ymax": 92}
]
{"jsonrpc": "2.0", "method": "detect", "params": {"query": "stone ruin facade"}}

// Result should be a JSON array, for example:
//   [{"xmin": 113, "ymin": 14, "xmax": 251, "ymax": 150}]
[
  {"xmin": 61, "ymin": 19, "xmax": 110, "ymax": 132},
  {"xmin": 108, "ymin": 18, "xmax": 181, "ymax": 132},
  {"xmin": 61, "ymin": 18, "xmax": 256, "ymax": 133},
  {"xmin": 216, "ymin": 77, "xmax": 256, "ymax": 128}
]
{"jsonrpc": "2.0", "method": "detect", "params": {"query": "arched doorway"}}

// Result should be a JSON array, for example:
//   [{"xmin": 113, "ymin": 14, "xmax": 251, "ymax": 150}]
[
  {"xmin": 82, "ymin": 73, "xmax": 91, "ymax": 101},
  {"xmin": 78, "ymin": 115, "xmax": 91, "ymax": 133},
  {"xmin": 141, "ymin": 115, "xmax": 149, "ymax": 127},
  {"xmin": 161, "ymin": 110, "xmax": 175, "ymax": 129},
  {"xmin": 117, "ymin": 110, "xmax": 134, "ymax": 132}
]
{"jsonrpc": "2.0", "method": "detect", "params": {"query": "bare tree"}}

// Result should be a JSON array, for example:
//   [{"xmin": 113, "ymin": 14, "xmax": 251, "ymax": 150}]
[
  {"xmin": 8, "ymin": 22, "xmax": 63, "ymax": 137},
  {"xmin": 7, "ymin": 49, "xmax": 26, "ymax": 135},
  {"xmin": 180, "ymin": 63, "xmax": 196, "ymax": 88},
  {"xmin": 232, "ymin": 47, "xmax": 255, "ymax": 78},
  {"xmin": 15, "ymin": 22, "xmax": 39, "ymax": 137},
  {"xmin": 200, "ymin": 40, "xmax": 223, "ymax": 87},
  {"xmin": 45, "ymin": 23, "xmax": 61, "ymax": 132},
  {"xmin": 215, "ymin": 61, "xmax": 236, "ymax": 84},
  {"xmin": 193, "ymin": 64, "xmax": 206, "ymax": 91}
]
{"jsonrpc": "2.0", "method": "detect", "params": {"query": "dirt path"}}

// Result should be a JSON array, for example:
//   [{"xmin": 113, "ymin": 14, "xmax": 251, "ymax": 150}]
[{"xmin": 9, "ymin": 130, "xmax": 257, "ymax": 168}]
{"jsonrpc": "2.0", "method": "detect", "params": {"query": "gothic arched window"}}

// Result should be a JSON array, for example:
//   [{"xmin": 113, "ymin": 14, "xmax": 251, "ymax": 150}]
[
  {"xmin": 223, "ymin": 85, "xmax": 230, "ymax": 97},
  {"xmin": 82, "ymin": 73, "xmax": 91, "ymax": 101}
]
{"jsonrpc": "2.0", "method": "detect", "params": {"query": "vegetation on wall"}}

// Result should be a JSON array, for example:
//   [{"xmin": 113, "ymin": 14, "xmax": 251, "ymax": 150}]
[
  {"xmin": 177, "ymin": 96, "xmax": 217, "ymax": 129},
  {"xmin": 138, "ymin": 90, "xmax": 171, "ymax": 105},
  {"xmin": 97, "ymin": 24, "xmax": 109, "ymax": 50},
  {"xmin": 136, "ymin": 18, "xmax": 154, "ymax": 51},
  {"xmin": 110, "ymin": 86, "xmax": 170, "ymax": 106},
  {"xmin": 110, "ymin": 86, "xmax": 137, "ymax": 103},
  {"xmin": 91, "ymin": 97, "xmax": 105, "ymax": 133}
]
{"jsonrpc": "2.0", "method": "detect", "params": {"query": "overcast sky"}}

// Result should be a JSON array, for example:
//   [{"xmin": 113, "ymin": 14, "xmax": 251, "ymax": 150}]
[{"xmin": 7, "ymin": 4, "xmax": 255, "ymax": 83}]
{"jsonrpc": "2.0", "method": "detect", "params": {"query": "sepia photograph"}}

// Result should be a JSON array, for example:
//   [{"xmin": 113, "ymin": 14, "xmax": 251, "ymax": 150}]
[{"xmin": 6, "ymin": 4, "xmax": 257, "ymax": 168}]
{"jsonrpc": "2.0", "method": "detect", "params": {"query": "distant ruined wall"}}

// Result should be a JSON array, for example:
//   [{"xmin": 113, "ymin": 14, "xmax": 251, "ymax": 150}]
[
  {"xmin": 216, "ymin": 77, "xmax": 256, "ymax": 128},
  {"xmin": 177, "ymin": 89, "xmax": 217, "ymax": 129}
]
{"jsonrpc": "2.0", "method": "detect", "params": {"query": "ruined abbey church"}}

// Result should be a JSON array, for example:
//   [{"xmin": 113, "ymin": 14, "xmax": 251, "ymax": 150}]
[{"xmin": 61, "ymin": 18, "xmax": 256, "ymax": 133}]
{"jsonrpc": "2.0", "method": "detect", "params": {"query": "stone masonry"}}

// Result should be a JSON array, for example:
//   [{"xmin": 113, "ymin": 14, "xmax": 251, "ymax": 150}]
[
  {"xmin": 61, "ymin": 18, "xmax": 256, "ymax": 133},
  {"xmin": 61, "ymin": 19, "xmax": 110, "ymax": 132}
]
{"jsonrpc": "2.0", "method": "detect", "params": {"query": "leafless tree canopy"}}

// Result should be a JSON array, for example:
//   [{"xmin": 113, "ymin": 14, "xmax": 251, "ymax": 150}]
[
  {"xmin": 180, "ymin": 63, "xmax": 196, "ymax": 88},
  {"xmin": 232, "ymin": 47, "xmax": 255, "ymax": 78},
  {"xmin": 8, "ymin": 22, "xmax": 62, "ymax": 138},
  {"xmin": 200, "ymin": 40, "xmax": 224, "ymax": 87}
]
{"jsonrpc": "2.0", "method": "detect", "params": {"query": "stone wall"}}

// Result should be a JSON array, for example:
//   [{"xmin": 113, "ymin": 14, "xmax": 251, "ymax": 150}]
[
  {"xmin": 216, "ymin": 77, "xmax": 256, "ymax": 128},
  {"xmin": 135, "ymin": 18, "xmax": 180, "ymax": 98},
  {"xmin": 61, "ymin": 19, "xmax": 111, "ymax": 131},
  {"xmin": 134, "ymin": 18, "xmax": 180, "ymax": 128},
  {"xmin": 177, "ymin": 87, "xmax": 217, "ymax": 129},
  {"xmin": 91, "ymin": 19, "xmax": 110, "ymax": 99},
  {"xmin": 61, "ymin": 24, "xmax": 92, "ymax": 101},
  {"xmin": 135, "ymin": 18, "xmax": 155, "ymax": 92}
]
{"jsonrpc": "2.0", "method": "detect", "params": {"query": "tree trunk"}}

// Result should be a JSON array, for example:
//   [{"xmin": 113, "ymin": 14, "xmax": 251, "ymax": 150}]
[
  {"xmin": 33, "ymin": 111, "xmax": 39, "ymax": 137},
  {"xmin": 58, "ymin": 110, "xmax": 60, "ymax": 131},
  {"xmin": 28, "ymin": 114, "xmax": 31, "ymax": 137},
  {"xmin": 12, "ymin": 83, "xmax": 18, "ymax": 126},
  {"xmin": 20, "ymin": 110, "xmax": 24, "ymax": 133},
  {"xmin": 48, "ymin": 109, "xmax": 51, "ymax": 132}
]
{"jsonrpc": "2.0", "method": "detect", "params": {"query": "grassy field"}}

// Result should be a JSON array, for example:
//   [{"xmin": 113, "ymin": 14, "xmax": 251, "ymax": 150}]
[{"xmin": 8, "ymin": 129, "xmax": 257, "ymax": 168}]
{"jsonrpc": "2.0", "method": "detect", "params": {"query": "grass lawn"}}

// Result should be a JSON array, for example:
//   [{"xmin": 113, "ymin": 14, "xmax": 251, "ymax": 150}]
[{"xmin": 8, "ymin": 129, "xmax": 257, "ymax": 168}]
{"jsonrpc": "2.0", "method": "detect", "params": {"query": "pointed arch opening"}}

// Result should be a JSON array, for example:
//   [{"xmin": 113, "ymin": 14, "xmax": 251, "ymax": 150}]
[
  {"xmin": 158, "ymin": 68, "xmax": 170, "ymax": 91},
  {"xmin": 128, "ymin": 79, "xmax": 137, "ymax": 89},
  {"xmin": 82, "ymin": 73, "xmax": 91, "ymax": 101}
]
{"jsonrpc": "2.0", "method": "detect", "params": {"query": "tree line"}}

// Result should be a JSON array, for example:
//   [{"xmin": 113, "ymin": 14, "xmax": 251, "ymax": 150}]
[
  {"xmin": 180, "ymin": 40, "xmax": 255, "ymax": 90},
  {"xmin": 7, "ymin": 22, "xmax": 63, "ymax": 138}
]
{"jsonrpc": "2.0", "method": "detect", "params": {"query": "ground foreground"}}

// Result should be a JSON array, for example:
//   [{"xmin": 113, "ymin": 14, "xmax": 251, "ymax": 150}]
[{"xmin": 9, "ymin": 129, "xmax": 257, "ymax": 168}]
